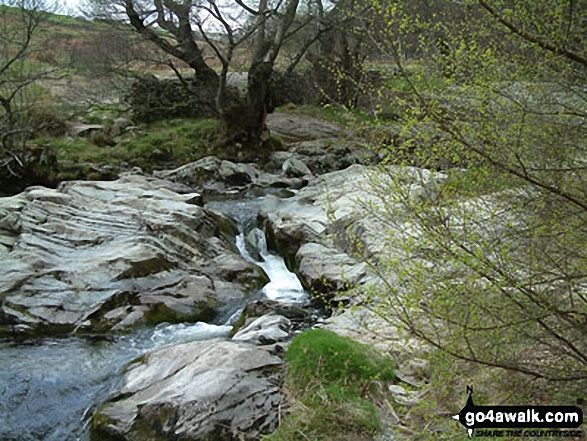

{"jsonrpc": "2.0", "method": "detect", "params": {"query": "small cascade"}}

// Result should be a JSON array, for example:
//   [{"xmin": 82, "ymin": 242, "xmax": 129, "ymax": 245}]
[
  {"xmin": 0, "ymin": 195, "xmax": 311, "ymax": 441},
  {"xmin": 236, "ymin": 228, "xmax": 308, "ymax": 305},
  {"xmin": 206, "ymin": 197, "xmax": 310, "ymax": 306}
]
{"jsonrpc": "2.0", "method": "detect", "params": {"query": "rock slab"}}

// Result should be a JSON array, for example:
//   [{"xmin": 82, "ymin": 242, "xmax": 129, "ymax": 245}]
[
  {"xmin": 92, "ymin": 339, "xmax": 283, "ymax": 441},
  {"xmin": 0, "ymin": 175, "xmax": 268, "ymax": 336}
]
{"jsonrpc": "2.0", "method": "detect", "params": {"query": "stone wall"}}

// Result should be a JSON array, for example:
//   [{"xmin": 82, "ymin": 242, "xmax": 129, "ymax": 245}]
[{"xmin": 126, "ymin": 75, "xmax": 219, "ymax": 122}]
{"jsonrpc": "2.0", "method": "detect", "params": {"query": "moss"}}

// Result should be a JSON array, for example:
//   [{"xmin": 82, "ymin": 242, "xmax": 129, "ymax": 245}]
[
  {"xmin": 286, "ymin": 329, "xmax": 395, "ymax": 389},
  {"xmin": 91, "ymin": 405, "xmax": 125, "ymax": 441},
  {"xmin": 266, "ymin": 329, "xmax": 395, "ymax": 440},
  {"xmin": 144, "ymin": 301, "xmax": 217, "ymax": 326},
  {"xmin": 44, "ymin": 118, "xmax": 222, "ymax": 178},
  {"xmin": 227, "ymin": 311, "xmax": 247, "ymax": 338}
]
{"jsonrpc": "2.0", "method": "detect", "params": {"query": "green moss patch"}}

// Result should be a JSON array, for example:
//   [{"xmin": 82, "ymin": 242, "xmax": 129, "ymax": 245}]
[{"xmin": 266, "ymin": 329, "xmax": 395, "ymax": 440}]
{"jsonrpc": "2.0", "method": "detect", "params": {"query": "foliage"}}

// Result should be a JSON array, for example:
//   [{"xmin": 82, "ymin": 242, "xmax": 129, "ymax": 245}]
[
  {"xmin": 265, "ymin": 329, "xmax": 394, "ymax": 440},
  {"xmin": 357, "ymin": 0, "xmax": 587, "ymax": 417},
  {"xmin": 89, "ymin": 0, "xmax": 329, "ymax": 150}
]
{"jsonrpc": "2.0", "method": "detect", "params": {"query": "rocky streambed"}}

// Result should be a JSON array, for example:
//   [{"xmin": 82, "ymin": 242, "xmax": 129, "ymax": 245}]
[
  {"xmin": 0, "ymin": 114, "xmax": 444, "ymax": 440},
  {"xmin": 0, "ymin": 167, "xmax": 320, "ymax": 440}
]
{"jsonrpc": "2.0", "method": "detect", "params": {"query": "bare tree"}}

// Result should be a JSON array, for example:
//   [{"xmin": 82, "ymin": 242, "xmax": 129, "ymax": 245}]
[
  {"xmin": 0, "ymin": 0, "xmax": 61, "ymax": 180},
  {"xmin": 94, "ymin": 0, "xmax": 327, "ymax": 152}
]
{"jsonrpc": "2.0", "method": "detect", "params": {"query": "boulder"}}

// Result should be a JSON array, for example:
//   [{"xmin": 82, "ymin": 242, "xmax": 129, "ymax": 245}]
[
  {"xmin": 232, "ymin": 313, "xmax": 291, "ymax": 345},
  {"xmin": 282, "ymin": 157, "xmax": 312, "ymax": 178},
  {"xmin": 295, "ymin": 242, "xmax": 368, "ymax": 294},
  {"xmin": 154, "ymin": 156, "xmax": 305, "ymax": 196},
  {"xmin": 228, "ymin": 299, "xmax": 313, "ymax": 338},
  {"xmin": 0, "ymin": 175, "xmax": 269, "ymax": 336},
  {"xmin": 67, "ymin": 123, "xmax": 106, "ymax": 138},
  {"xmin": 110, "ymin": 117, "xmax": 134, "ymax": 137},
  {"xmin": 288, "ymin": 138, "xmax": 379, "ymax": 174},
  {"xmin": 266, "ymin": 113, "xmax": 343, "ymax": 141},
  {"xmin": 92, "ymin": 339, "xmax": 283, "ymax": 441}
]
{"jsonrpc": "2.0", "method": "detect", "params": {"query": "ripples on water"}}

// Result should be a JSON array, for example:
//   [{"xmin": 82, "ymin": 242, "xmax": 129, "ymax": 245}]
[
  {"xmin": 0, "ymin": 322, "xmax": 233, "ymax": 441},
  {"xmin": 0, "ymin": 196, "xmax": 306, "ymax": 440}
]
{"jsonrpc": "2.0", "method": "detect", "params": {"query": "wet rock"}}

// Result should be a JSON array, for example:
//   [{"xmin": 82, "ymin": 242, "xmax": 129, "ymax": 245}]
[
  {"xmin": 92, "ymin": 339, "xmax": 283, "ymax": 441},
  {"xmin": 0, "ymin": 175, "xmax": 268, "ymax": 336},
  {"xmin": 229, "ymin": 299, "xmax": 312, "ymax": 337}
]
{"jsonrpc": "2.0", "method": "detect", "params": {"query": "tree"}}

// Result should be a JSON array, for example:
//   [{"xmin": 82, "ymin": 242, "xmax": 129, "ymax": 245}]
[
  {"xmin": 0, "ymin": 0, "xmax": 61, "ymax": 185},
  {"xmin": 357, "ymin": 0, "xmax": 587, "ymax": 399},
  {"xmin": 303, "ymin": 0, "xmax": 373, "ymax": 108},
  {"xmin": 94, "ymin": 0, "xmax": 328, "ymax": 152}
]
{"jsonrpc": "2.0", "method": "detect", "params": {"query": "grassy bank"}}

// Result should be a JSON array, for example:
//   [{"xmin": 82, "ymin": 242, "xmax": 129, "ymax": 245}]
[{"xmin": 266, "ymin": 329, "xmax": 395, "ymax": 441}]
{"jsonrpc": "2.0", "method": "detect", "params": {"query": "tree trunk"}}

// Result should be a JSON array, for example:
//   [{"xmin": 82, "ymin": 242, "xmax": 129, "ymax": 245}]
[
  {"xmin": 219, "ymin": 61, "xmax": 274, "ymax": 158},
  {"xmin": 246, "ymin": 61, "xmax": 274, "ymax": 146}
]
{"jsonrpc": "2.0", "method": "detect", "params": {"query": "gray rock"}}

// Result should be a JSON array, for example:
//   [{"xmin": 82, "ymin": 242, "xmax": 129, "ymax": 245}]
[
  {"xmin": 229, "ymin": 299, "xmax": 312, "ymax": 338},
  {"xmin": 388, "ymin": 385, "xmax": 426, "ymax": 407},
  {"xmin": 110, "ymin": 117, "xmax": 133, "ymax": 137},
  {"xmin": 232, "ymin": 313, "xmax": 291, "ymax": 345},
  {"xmin": 290, "ymin": 138, "xmax": 379, "ymax": 174},
  {"xmin": 395, "ymin": 358, "xmax": 429, "ymax": 387},
  {"xmin": 0, "ymin": 175, "xmax": 268, "ymax": 336},
  {"xmin": 92, "ymin": 339, "xmax": 283, "ymax": 441},
  {"xmin": 67, "ymin": 123, "xmax": 106, "ymax": 138},
  {"xmin": 282, "ymin": 157, "xmax": 312, "ymax": 178},
  {"xmin": 296, "ymin": 242, "xmax": 367, "ymax": 294},
  {"xmin": 154, "ymin": 156, "xmax": 299, "ymax": 195},
  {"xmin": 266, "ymin": 113, "xmax": 343, "ymax": 141},
  {"xmin": 260, "ymin": 164, "xmax": 447, "ymax": 281}
]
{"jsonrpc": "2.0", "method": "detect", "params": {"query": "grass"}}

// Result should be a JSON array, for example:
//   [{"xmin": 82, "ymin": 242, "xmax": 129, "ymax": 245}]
[
  {"xmin": 44, "ymin": 118, "xmax": 221, "ymax": 174},
  {"xmin": 265, "ymin": 329, "xmax": 395, "ymax": 441},
  {"xmin": 119, "ymin": 118, "xmax": 220, "ymax": 166}
]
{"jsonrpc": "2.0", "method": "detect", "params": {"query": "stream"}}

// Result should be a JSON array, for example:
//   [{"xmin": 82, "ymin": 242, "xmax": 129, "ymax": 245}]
[{"xmin": 0, "ymin": 194, "xmax": 309, "ymax": 441}]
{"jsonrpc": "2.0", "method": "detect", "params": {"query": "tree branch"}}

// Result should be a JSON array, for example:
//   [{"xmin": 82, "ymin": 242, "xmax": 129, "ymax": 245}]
[{"xmin": 478, "ymin": 0, "xmax": 587, "ymax": 68}]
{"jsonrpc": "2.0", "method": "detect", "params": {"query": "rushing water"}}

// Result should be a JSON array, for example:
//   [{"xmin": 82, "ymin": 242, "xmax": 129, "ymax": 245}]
[
  {"xmin": 0, "ymin": 323, "xmax": 232, "ymax": 441},
  {"xmin": 207, "ymin": 195, "xmax": 309, "ymax": 306},
  {"xmin": 0, "ymin": 196, "xmax": 308, "ymax": 441}
]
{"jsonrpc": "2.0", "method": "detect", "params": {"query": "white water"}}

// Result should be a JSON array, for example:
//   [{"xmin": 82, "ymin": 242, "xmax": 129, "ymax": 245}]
[
  {"xmin": 207, "ymin": 197, "xmax": 309, "ymax": 306},
  {"xmin": 0, "ymin": 196, "xmax": 307, "ymax": 441},
  {"xmin": 0, "ymin": 321, "xmax": 232, "ymax": 441},
  {"xmin": 236, "ymin": 229, "xmax": 307, "ymax": 305}
]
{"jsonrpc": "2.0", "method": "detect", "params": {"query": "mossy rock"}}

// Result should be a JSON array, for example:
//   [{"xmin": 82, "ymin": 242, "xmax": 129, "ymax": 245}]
[
  {"xmin": 144, "ymin": 301, "xmax": 217, "ymax": 326},
  {"xmin": 266, "ymin": 329, "xmax": 396, "ymax": 440}
]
